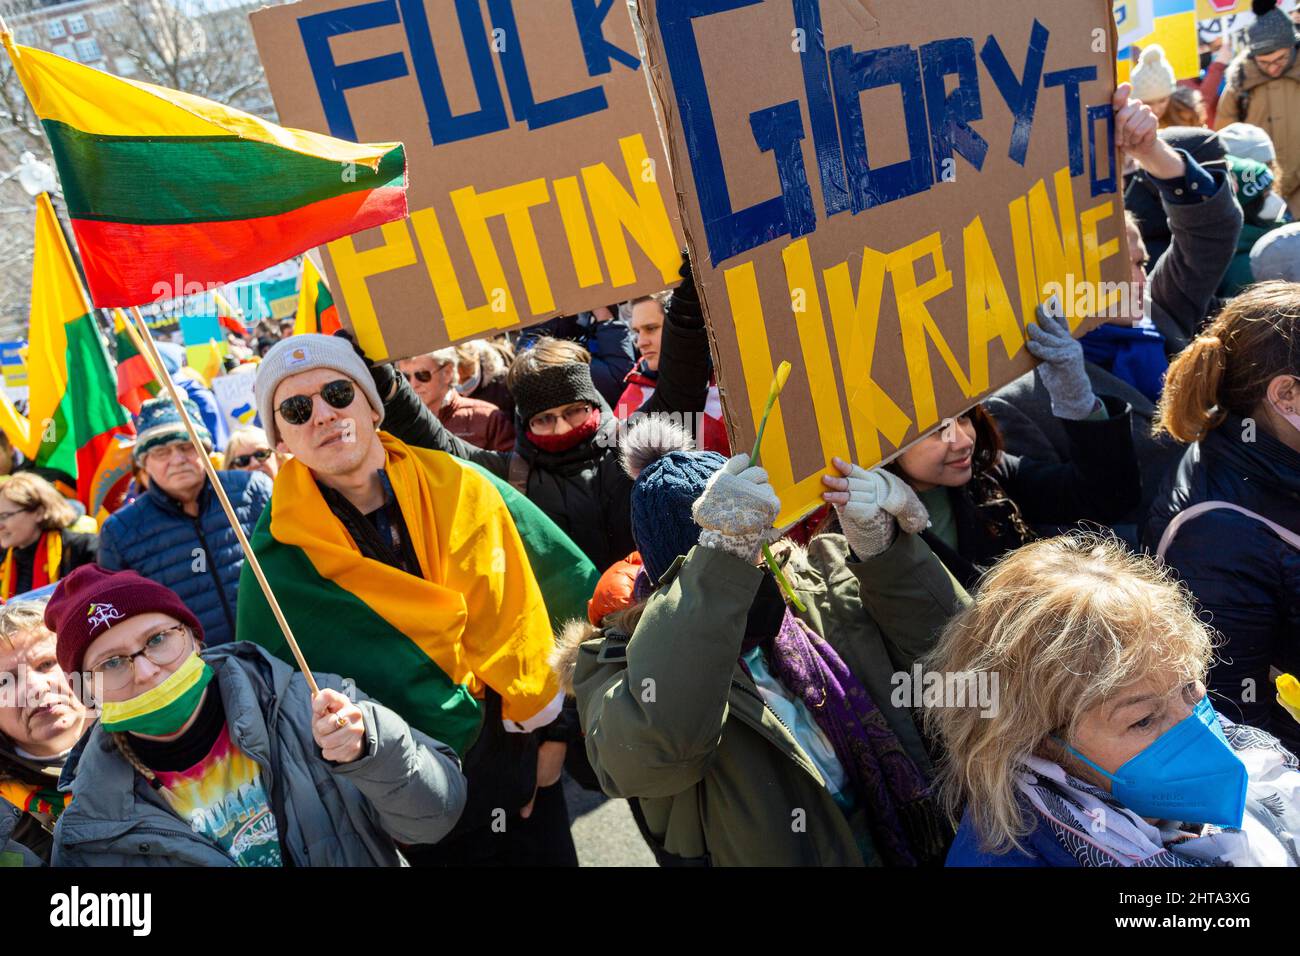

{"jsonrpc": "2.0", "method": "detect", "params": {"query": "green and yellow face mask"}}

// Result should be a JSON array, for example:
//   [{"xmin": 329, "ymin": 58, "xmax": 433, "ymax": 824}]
[{"xmin": 100, "ymin": 653, "xmax": 213, "ymax": 735}]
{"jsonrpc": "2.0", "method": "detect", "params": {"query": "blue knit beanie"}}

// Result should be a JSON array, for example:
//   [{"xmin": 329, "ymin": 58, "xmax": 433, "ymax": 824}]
[
  {"xmin": 622, "ymin": 418, "xmax": 725, "ymax": 584},
  {"xmin": 133, "ymin": 396, "xmax": 212, "ymax": 461}
]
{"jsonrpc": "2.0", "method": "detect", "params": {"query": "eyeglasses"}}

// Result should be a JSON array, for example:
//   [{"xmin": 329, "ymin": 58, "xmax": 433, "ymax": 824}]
[
  {"xmin": 1254, "ymin": 50, "xmax": 1291, "ymax": 70},
  {"xmin": 144, "ymin": 440, "xmax": 199, "ymax": 464},
  {"xmin": 0, "ymin": 505, "xmax": 34, "ymax": 523},
  {"xmin": 529, "ymin": 403, "xmax": 594, "ymax": 434},
  {"xmin": 402, "ymin": 369, "xmax": 434, "ymax": 384},
  {"xmin": 229, "ymin": 448, "xmax": 273, "ymax": 469},
  {"xmin": 275, "ymin": 379, "xmax": 356, "ymax": 426},
  {"xmin": 88, "ymin": 625, "xmax": 192, "ymax": 692}
]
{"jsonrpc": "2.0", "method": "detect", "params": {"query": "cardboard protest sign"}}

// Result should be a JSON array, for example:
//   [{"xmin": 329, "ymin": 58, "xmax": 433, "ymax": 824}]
[
  {"xmin": 251, "ymin": 0, "xmax": 685, "ymax": 362},
  {"xmin": 211, "ymin": 372, "xmax": 261, "ymax": 437},
  {"xmin": 638, "ymin": 0, "xmax": 1132, "ymax": 526}
]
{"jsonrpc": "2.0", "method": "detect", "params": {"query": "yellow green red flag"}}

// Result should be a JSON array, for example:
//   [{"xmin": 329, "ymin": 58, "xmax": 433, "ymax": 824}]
[
  {"xmin": 0, "ymin": 32, "xmax": 407, "ymax": 308},
  {"xmin": 292, "ymin": 253, "xmax": 340, "ymax": 336},
  {"xmin": 11, "ymin": 194, "xmax": 134, "ymax": 506}
]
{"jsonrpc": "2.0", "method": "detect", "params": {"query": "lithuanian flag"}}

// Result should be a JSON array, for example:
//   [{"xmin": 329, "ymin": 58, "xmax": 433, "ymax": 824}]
[
  {"xmin": 237, "ymin": 434, "xmax": 599, "ymax": 755},
  {"xmin": 0, "ymin": 34, "xmax": 408, "ymax": 308},
  {"xmin": 292, "ymin": 253, "xmax": 340, "ymax": 336},
  {"xmin": 3, "ymin": 194, "xmax": 134, "ymax": 507},
  {"xmin": 112, "ymin": 309, "xmax": 160, "ymax": 415}
]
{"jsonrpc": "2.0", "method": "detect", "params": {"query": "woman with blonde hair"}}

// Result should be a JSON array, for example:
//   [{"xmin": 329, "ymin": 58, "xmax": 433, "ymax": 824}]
[
  {"xmin": 0, "ymin": 472, "xmax": 97, "ymax": 601},
  {"xmin": 222, "ymin": 426, "xmax": 286, "ymax": 481},
  {"xmin": 930, "ymin": 533, "xmax": 1300, "ymax": 867},
  {"xmin": 1144, "ymin": 281, "xmax": 1300, "ymax": 751}
]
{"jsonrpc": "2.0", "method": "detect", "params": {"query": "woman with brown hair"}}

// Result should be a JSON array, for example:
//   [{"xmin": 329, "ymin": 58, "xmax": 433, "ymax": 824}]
[
  {"xmin": 886, "ymin": 306, "xmax": 1142, "ymax": 589},
  {"xmin": 0, "ymin": 473, "xmax": 97, "ymax": 601},
  {"xmin": 930, "ymin": 533, "xmax": 1300, "ymax": 867},
  {"xmin": 1145, "ymin": 280, "xmax": 1300, "ymax": 751}
]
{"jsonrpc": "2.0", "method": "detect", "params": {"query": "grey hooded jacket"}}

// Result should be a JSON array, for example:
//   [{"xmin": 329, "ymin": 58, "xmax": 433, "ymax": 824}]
[
  {"xmin": 51, "ymin": 642, "xmax": 466, "ymax": 866},
  {"xmin": 2, "ymin": 798, "xmax": 44, "ymax": 866}
]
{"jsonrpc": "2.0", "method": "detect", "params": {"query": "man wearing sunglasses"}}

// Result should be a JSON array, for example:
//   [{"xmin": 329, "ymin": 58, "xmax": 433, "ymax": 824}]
[
  {"xmin": 98, "ymin": 398, "xmax": 272, "ymax": 647},
  {"xmin": 1216, "ymin": 0, "xmax": 1300, "ymax": 217},
  {"xmin": 242, "ymin": 333, "xmax": 572, "ymax": 865},
  {"xmin": 396, "ymin": 348, "xmax": 514, "ymax": 452}
]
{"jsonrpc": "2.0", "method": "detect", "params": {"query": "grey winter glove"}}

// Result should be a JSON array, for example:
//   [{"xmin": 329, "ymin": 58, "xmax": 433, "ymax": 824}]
[
  {"xmin": 821, "ymin": 457, "xmax": 929, "ymax": 558},
  {"xmin": 692, "ymin": 453, "xmax": 781, "ymax": 564},
  {"xmin": 1025, "ymin": 298, "xmax": 1099, "ymax": 421}
]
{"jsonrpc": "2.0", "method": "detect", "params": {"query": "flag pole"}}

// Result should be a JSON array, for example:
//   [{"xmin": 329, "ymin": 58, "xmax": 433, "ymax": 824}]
[{"xmin": 128, "ymin": 306, "xmax": 321, "ymax": 697}]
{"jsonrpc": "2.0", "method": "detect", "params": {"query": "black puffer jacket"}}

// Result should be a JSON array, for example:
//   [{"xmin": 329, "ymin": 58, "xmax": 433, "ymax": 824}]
[
  {"xmin": 1144, "ymin": 415, "xmax": 1300, "ymax": 751},
  {"xmin": 3, "ymin": 528, "xmax": 98, "ymax": 596},
  {"xmin": 921, "ymin": 396, "xmax": 1143, "ymax": 590}
]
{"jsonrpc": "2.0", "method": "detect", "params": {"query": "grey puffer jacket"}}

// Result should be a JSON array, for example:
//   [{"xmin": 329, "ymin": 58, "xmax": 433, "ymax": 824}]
[{"xmin": 52, "ymin": 642, "xmax": 466, "ymax": 866}]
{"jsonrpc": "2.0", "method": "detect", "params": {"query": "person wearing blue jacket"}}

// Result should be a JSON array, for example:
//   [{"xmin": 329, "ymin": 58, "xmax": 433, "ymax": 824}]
[
  {"xmin": 925, "ymin": 533, "xmax": 1300, "ymax": 868},
  {"xmin": 155, "ymin": 341, "xmax": 230, "ymax": 452},
  {"xmin": 97, "ymin": 398, "xmax": 270, "ymax": 645}
]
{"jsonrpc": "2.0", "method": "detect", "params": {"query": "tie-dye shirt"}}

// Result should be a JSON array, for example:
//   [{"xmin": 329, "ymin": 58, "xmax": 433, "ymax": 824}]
[{"xmin": 153, "ymin": 723, "xmax": 282, "ymax": 867}]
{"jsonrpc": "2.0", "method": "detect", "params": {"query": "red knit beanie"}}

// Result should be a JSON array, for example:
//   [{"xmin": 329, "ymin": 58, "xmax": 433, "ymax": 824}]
[{"xmin": 46, "ymin": 565, "xmax": 204, "ymax": 674}]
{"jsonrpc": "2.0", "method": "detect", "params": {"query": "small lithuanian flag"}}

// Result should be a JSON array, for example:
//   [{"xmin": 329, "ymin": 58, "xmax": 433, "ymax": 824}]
[
  {"xmin": 1, "ymin": 32, "xmax": 407, "ymax": 308},
  {"xmin": 292, "ymin": 252, "xmax": 340, "ymax": 336}
]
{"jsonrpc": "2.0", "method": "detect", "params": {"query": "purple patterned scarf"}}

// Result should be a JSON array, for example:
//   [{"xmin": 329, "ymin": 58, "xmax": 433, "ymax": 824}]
[{"xmin": 763, "ymin": 607, "xmax": 948, "ymax": 866}]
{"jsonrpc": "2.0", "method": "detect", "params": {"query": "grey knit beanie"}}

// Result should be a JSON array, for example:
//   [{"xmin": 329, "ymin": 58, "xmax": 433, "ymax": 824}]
[
  {"xmin": 255, "ymin": 333, "xmax": 384, "ymax": 445},
  {"xmin": 1248, "ymin": 0, "xmax": 1299, "ymax": 56},
  {"xmin": 1250, "ymin": 223, "xmax": 1300, "ymax": 282}
]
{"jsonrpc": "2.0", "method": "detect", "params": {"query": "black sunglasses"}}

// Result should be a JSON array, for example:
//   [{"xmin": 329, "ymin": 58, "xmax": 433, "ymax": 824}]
[
  {"xmin": 230, "ymin": 448, "xmax": 273, "ymax": 468},
  {"xmin": 275, "ymin": 379, "xmax": 356, "ymax": 426},
  {"xmin": 402, "ymin": 369, "xmax": 434, "ymax": 383}
]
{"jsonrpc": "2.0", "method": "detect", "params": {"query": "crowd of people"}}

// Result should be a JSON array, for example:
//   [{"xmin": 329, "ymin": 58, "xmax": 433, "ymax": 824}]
[{"xmin": 2, "ymin": 13, "xmax": 1300, "ymax": 867}]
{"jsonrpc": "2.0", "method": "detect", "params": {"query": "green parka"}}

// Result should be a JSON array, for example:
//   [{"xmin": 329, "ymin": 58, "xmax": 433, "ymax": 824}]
[{"xmin": 563, "ymin": 532, "xmax": 968, "ymax": 866}]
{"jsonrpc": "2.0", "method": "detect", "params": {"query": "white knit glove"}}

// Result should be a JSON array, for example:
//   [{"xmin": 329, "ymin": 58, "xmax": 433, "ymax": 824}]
[
  {"xmin": 692, "ymin": 453, "xmax": 781, "ymax": 564},
  {"xmin": 821, "ymin": 457, "xmax": 929, "ymax": 558}
]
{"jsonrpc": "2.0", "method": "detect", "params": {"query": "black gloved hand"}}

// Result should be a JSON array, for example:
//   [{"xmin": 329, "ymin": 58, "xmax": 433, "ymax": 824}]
[
  {"xmin": 665, "ymin": 249, "xmax": 702, "ymax": 329},
  {"xmin": 333, "ymin": 328, "xmax": 398, "ymax": 401}
]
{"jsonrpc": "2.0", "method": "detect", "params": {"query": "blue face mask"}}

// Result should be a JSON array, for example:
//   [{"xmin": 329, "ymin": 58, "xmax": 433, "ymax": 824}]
[{"xmin": 1063, "ymin": 696, "xmax": 1248, "ymax": 828}]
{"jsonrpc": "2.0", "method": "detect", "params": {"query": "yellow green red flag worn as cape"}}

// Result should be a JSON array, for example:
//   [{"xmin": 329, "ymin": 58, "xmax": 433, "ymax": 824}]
[
  {"xmin": 236, "ymin": 433, "xmax": 597, "ymax": 755},
  {"xmin": 0, "ymin": 32, "xmax": 407, "ymax": 308},
  {"xmin": 2, "ymin": 194, "xmax": 134, "ymax": 507}
]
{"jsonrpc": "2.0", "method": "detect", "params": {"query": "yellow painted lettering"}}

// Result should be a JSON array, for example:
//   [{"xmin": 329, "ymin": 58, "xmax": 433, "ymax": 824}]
[
  {"xmin": 554, "ymin": 176, "xmax": 604, "ymax": 288},
  {"xmin": 887, "ymin": 232, "xmax": 971, "ymax": 432},
  {"xmin": 822, "ymin": 248, "xmax": 911, "ymax": 467},
  {"xmin": 326, "ymin": 219, "xmax": 418, "ymax": 361},
  {"xmin": 1027, "ymin": 166, "xmax": 1084, "ymax": 329},
  {"xmin": 1008, "ymin": 195, "xmax": 1039, "ymax": 330},
  {"xmin": 962, "ymin": 214, "xmax": 1023, "ymax": 396},
  {"xmin": 724, "ymin": 261, "xmax": 793, "ymax": 494},
  {"xmin": 782, "ymin": 238, "xmax": 851, "ymax": 484},
  {"xmin": 582, "ymin": 134, "xmax": 680, "ymax": 288},
  {"xmin": 449, "ymin": 185, "xmax": 522, "ymax": 338},
  {"xmin": 1081, "ymin": 200, "xmax": 1122, "ymax": 314}
]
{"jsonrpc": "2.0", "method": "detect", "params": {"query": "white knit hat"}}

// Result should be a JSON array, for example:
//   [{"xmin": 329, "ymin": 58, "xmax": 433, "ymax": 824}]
[
  {"xmin": 1131, "ymin": 45, "xmax": 1177, "ymax": 103},
  {"xmin": 254, "ymin": 333, "xmax": 384, "ymax": 446},
  {"xmin": 1218, "ymin": 122, "xmax": 1277, "ymax": 165}
]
